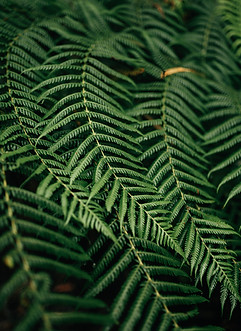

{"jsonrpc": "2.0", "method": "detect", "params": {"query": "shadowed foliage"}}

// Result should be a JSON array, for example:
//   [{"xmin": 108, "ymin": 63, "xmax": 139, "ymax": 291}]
[{"xmin": 0, "ymin": 0, "xmax": 241, "ymax": 330}]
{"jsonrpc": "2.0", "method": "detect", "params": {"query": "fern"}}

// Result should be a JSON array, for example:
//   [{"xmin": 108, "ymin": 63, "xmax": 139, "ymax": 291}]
[
  {"xmin": 129, "ymin": 72, "xmax": 241, "ymax": 310},
  {"xmin": 202, "ymin": 83, "xmax": 241, "ymax": 206},
  {"xmin": 0, "ymin": 153, "xmax": 112, "ymax": 330},
  {"xmin": 177, "ymin": 1, "xmax": 240, "ymax": 82},
  {"xmin": 27, "ymin": 7, "xmax": 182, "ymax": 256},
  {"xmin": 1, "ymin": 0, "xmax": 241, "ymax": 330},
  {"xmin": 0, "ymin": 0, "xmax": 116, "ymax": 241},
  {"xmin": 85, "ymin": 222, "xmax": 220, "ymax": 331},
  {"xmin": 218, "ymin": 0, "xmax": 241, "ymax": 58}
]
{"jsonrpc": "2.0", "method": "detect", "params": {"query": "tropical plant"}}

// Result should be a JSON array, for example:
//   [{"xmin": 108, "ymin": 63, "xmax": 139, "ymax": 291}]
[{"xmin": 0, "ymin": 0, "xmax": 241, "ymax": 330}]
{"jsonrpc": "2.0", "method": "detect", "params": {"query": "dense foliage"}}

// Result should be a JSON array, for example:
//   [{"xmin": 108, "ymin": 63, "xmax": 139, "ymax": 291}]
[{"xmin": 1, "ymin": 0, "xmax": 241, "ymax": 330}]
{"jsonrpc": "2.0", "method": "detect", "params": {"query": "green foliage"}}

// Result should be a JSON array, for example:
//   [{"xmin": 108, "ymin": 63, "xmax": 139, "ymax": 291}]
[
  {"xmin": 86, "ymin": 223, "xmax": 208, "ymax": 331},
  {"xmin": 218, "ymin": 0, "xmax": 241, "ymax": 58},
  {"xmin": 0, "ymin": 0, "xmax": 241, "ymax": 330}
]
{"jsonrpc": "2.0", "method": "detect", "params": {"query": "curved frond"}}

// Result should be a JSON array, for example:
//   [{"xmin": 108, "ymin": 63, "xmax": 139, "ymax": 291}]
[
  {"xmin": 218, "ymin": 0, "xmax": 241, "ymax": 58},
  {"xmin": 1, "ymin": 0, "xmax": 241, "ymax": 329},
  {"xmin": 203, "ymin": 83, "xmax": 241, "ymax": 206},
  {"xmin": 129, "ymin": 72, "xmax": 241, "ymax": 309},
  {"xmin": 0, "ymin": 158, "xmax": 111, "ymax": 330},
  {"xmin": 85, "ymin": 223, "xmax": 211, "ymax": 331},
  {"xmin": 28, "ymin": 12, "xmax": 182, "ymax": 256},
  {"xmin": 176, "ymin": 1, "xmax": 240, "ymax": 83},
  {"xmin": 0, "ymin": 0, "xmax": 116, "ymax": 241}
]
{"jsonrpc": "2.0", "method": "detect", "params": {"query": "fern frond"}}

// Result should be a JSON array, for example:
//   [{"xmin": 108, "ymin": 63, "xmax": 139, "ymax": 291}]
[
  {"xmin": 203, "ymin": 83, "xmax": 241, "ymax": 205},
  {"xmin": 85, "ymin": 223, "xmax": 217, "ymax": 331},
  {"xmin": 0, "ymin": 158, "xmax": 111, "ymax": 330},
  {"xmin": 129, "ymin": 72, "xmax": 241, "ymax": 309},
  {"xmin": 178, "ymin": 1, "xmax": 240, "ymax": 83},
  {"xmin": 218, "ymin": 0, "xmax": 241, "ymax": 58},
  {"xmin": 28, "ymin": 15, "xmax": 182, "ymax": 256},
  {"xmin": 1, "ymin": 0, "xmax": 241, "ymax": 328},
  {"xmin": 0, "ymin": 4, "xmax": 116, "ymax": 241}
]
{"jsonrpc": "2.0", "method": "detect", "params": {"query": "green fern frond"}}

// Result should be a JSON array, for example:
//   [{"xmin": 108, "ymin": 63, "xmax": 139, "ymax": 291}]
[
  {"xmin": 0, "ymin": 4, "xmax": 116, "ymax": 241},
  {"xmin": 0, "ymin": 160, "xmax": 111, "ymax": 330},
  {"xmin": 26, "ymin": 13, "xmax": 183, "ymax": 256},
  {"xmin": 218, "ymin": 0, "xmax": 241, "ymax": 58},
  {"xmin": 203, "ymin": 83, "xmax": 241, "ymax": 205},
  {"xmin": 179, "ymin": 1, "xmax": 240, "ymax": 82},
  {"xmin": 129, "ymin": 72, "xmax": 241, "ymax": 308},
  {"xmin": 85, "ymin": 223, "xmax": 215, "ymax": 331},
  {"xmin": 1, "ymin": 0, "xmax": 241, "ymax": 329}
]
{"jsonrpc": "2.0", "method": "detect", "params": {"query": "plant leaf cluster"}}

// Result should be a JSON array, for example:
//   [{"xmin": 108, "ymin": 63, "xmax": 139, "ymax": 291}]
[{"xmin": 1, "ymin": 0, "xmax": 241, "ymax": 330}]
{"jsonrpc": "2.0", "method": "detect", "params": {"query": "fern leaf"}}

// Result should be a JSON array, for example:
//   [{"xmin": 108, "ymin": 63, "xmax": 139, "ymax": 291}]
[
  {"xmin": 203, "ymin": 84, "xmax": 241, "ymax": 205},
  {"xmin": 1, "ymin": 0, "xmax": 241, "ymax": 328},
  {"xmin": 130, "ymin": 72, "xmax": 241, "ymax": 308},
  {"xmin": 224, "ymin": 183, "xmax": 241, "ymax": 207},
  {"xmin": 129, "ymin": 197, "xmax": 136, "ymax": 236},
  {"xmin": 106, "ymin": 178, "xmax": 120, "ymax": 212},
  {"xmin": 218, "ymin": 0, "xmax": 241, "ymax": 58},
  {"xmin": 88, "ymin": 169, "xmax": 113, "ymax": 201},
  {"xmin": 119, "ymin": 189, "xmax": 128, "ymax": 229},
  {"xmin": 29, "ymin": 20, "xmax": 180, "ymax": 255},
  {"xmin": 0, "ymin": 166, "xmax": 109, "ymax": 331},
  {"xmin": 85, "ymin": 224, "xmax": 210, "ymax": 330},
  {"xmin": 65, "ymin": 195, "xmax": 78, "ymax": 226}
]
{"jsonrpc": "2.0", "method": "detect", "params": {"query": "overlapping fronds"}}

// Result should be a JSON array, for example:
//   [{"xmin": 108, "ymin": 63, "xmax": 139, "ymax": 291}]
[
  {"xmin": 202, "ymin": 83, "xmax": 241, "ymax": 206},
  {"xmin": 85, "ymin": 223, "xmax": 222, "ymax": 331},
  {"xmin": 218, "ymin": 0, "xmax": 241, "ymax": 58},
  {"xmin": 1, "ymin": 0, "xmax": 241, "ymax": 330},
  {"xmin": 27, "ymin": 5, "xmax": 182, "ymax": 255},
  {"xmin": 178, "ymin": 1, "xmax": 239, "ymax": 82},
  {"xmin": 129, "ymin": 72, "xmax": 241, "ymax": 311},
  {"xmin": 134, "ymin": 0, "xmax": 186, "ymax": 73},
  {"xmin": 0, "ymin": 0, "xmax": 116, "ymax": 241},
  {"xmin": 0, "ymin": 155, "xmax": 112, "ymax": 330}
]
